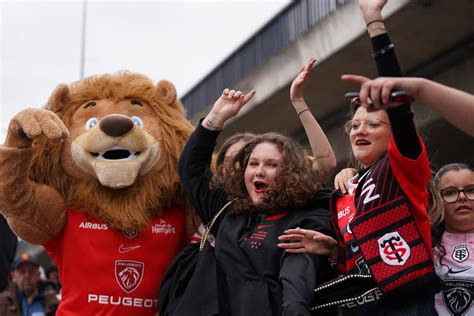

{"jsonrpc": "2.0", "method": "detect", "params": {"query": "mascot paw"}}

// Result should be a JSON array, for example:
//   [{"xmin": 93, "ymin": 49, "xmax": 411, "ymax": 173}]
[{"xmin": 6, "ymin": 108, "xmax": 69, "ymax": 148}]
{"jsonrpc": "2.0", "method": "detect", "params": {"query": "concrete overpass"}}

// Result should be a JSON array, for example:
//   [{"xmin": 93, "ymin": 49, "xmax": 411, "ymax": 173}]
[{"xmin": 182, "ymin": 0, "xmax": 474, "ymax": 173}]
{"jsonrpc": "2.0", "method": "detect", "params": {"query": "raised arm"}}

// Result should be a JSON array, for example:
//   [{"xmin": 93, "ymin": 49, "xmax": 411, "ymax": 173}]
[
  {"xmin": 178, "ymin": 89, "xmax": 255, "ymax": 225},
  {"xmin": 0, "ymin": 108, "xmax": 68, "ymax": 244},
  {"xmin": 359, "ymin": 0, "xmax": 421, "ymax": 160},
  {"xmin": 290, "ymin": 58, "xmax": 337, "ymax": 183},
  {"xmin": 202, "ymin": 89, "xmax": 256, "ymax": 131}
]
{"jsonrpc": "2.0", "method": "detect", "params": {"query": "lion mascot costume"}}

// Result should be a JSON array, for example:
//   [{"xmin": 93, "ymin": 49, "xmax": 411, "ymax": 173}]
[{"xmin": 0, "ymin": 71, "xmax": 194, "ymax": 315}]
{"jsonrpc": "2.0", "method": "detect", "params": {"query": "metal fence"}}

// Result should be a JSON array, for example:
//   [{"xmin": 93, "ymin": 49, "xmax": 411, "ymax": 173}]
[{"xmin": 182, "ymin": 0, "xmax": 349, "ymax": 116}]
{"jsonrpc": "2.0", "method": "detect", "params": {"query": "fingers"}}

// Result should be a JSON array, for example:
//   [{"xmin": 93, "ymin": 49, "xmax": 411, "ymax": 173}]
[
  {"xmin": 341, "ymin": 74, "xmax": 370, "ymax": 85},
  {"xmin": 277, "ymin": 242, "xmax": 303, "ymax": 249},
  {"xmin": 334, "ymin": 174, "xmax": 347, "ymax": 194},
  {"xmin": 14, "ymin": 109, "xmax": 67, "ymax": 143},
  {"xmin": 312, "ymin": 233, "xmax": 336, "ymax": 245},
  {"xmin": 367, "ymin": 79, "xmax": 387, "ymax": 108},
  {"xmin": 241, "ymin": 89, "xmax": 256, "ymax": 105},
  {"xmin": 341, "ymin": 181, "xmax": 349, "ymax": 195},
  {"xmin": 278, "ymin": 233, "xmax": 304, "ymax": 242},
  {"xmin": 282, "ymin": 227, "xmax": 313, "ymax": 236},
  {"xmin": 42, "ymin": 111, "xmax": 69, "ymax": 142},
  {"xmin": 334, "ymin": 168, "xmax": 356, "ymax": 194},
  {"xmin": 304, "ymin": 57, "xmax": 317, "ymax": 72},
  {"xmin": 381, "ymin": 81, "xmax": 395, "ymax": 105},
  {"xmin": 279, "ymin": 247, "xmax": 309, "ymax": 254}
]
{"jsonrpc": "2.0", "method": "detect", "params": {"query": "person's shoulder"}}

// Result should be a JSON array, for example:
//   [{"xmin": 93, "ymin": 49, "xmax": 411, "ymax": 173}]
[{"xmin": 298, "ymin": 187, "xmax": 331, "ymax": 214}]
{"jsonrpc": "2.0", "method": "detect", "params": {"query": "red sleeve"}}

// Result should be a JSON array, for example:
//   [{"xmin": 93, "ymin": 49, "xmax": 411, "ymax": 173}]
[
  {"xmin": 43, "ymin": 227, "xmax": 65, "ymax": 264},
  {"xmin": 387, "ymin": 135, "xmax": 433, "ymax": 253}
]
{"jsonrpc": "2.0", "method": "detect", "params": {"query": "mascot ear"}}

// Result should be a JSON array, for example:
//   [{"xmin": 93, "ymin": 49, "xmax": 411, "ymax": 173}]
[
  {"xmin": 156, "ymin": 80, "xmax": 177, "ymax": 105},
  {"xmin": 46, "ymin": 84, "xmax": 71, "ymax": 112}
]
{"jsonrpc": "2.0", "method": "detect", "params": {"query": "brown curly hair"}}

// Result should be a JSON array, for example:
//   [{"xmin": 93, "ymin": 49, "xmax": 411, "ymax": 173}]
[
  {"xmin": 222, "ymin": 132, "xmax": 323, "ymax": 214},
  {"xmin": 210, "ymin": 132, "xmax": 256, "ymax": 188}
]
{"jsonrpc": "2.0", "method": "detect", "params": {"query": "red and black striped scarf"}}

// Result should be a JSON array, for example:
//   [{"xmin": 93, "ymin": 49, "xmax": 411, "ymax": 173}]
[{"xmin": 332, "ymin": 154, "xmax": 439, "ymax": 298}]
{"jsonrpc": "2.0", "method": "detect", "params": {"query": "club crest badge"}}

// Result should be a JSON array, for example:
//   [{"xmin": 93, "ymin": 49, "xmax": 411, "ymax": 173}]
[
  {"xmin": 442, "ymin": 280, "xmax": 474, "ymax": 316},
  {"xmin": 378, "ymin": 232, "xmax": 411, "ymax": 266},
  {"xmin": 115, "ymin": 260, "xmax": 144, "ymax": 293},
  {"xmin": 452, "ymin": 244, "xmax": 470, "ymax": 263}
]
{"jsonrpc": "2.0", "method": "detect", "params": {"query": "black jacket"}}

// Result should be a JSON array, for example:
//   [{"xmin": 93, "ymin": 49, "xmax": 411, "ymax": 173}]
[
  {"xmin": 0, "ymin": 215, "xmax": 16, "ymax": 292},
  {"xmin": 176, "ymin": 123, "xmax": 336, "ymax": 316}
]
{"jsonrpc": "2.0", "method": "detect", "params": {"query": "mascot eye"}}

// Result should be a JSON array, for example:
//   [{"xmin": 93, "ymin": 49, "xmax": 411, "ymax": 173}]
[
  {"xmin": 84, "ymin": 101, "xmax": 96, "ymax": 108},
  {"xmin": 131, "ymin": 99, "xmax": 143, "ymax": 106},
  {"xmin": 131, "ymin": 116, "xmax": 144, "ymax": 127},
  {"xmin": 85, "ymin": 118, "xmax": 99, "ymax": 130}
]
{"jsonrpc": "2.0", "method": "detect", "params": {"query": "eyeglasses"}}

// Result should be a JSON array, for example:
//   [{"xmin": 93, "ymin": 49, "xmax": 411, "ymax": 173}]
[
  {"xmin": 439, "ymin": 185, "xmax": 474, "ymax": 203},
  {"xmin": 344, "ymin": 118, "xmax": 390, "ymax": 135}
]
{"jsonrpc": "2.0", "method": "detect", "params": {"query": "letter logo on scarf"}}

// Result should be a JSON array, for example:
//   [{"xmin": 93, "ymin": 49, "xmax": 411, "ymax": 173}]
[
  {"xmin": 378, "ymin": 232, "xmax": 411, "ymax": 266},
  {"xmin": 361, "ymin": 178, "xmax": 380, "ymax": 205},
  {"xmin": 115, "ymin": 260, "xmax": 144, "ymax": 293}
]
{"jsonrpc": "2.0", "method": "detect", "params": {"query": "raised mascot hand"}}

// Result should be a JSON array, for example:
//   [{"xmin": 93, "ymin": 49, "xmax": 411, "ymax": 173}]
[{"xmin": 5, "ymin": 108, "xmax": 69, "ymax": 148}]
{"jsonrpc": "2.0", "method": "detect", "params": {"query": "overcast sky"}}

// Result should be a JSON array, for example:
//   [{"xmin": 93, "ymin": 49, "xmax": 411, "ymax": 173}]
[{"xmin": 1, "ymin": 0, "xmax": 290, "ymax": 142}]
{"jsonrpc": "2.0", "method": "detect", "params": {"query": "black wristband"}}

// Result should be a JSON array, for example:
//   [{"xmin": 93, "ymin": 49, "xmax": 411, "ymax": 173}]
[{"xmin": 372, "ymin": 43, "xmax": 395, "ymax": 59}]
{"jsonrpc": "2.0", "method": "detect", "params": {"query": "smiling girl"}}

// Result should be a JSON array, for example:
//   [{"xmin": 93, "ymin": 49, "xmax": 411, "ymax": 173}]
[{"xmin": 433, "ymin": 163, "xmax": 474, "ymax": 316}]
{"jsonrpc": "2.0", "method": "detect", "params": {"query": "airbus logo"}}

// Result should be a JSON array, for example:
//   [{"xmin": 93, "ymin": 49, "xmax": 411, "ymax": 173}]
[{"xmin": 78, "ymin": 222, "xmax": 108, "ymax": 230}]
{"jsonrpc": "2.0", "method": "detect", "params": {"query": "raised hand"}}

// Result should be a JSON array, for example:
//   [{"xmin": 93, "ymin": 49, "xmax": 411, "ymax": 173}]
[
  {"xmin": 277, "ymin": 227, "xmax": 338, "ymax": 257},
  {"xmin": 290, "ymin": 57, "xmax": 316, "ymax": 105},
  {"xmin": 5, "ymin": 108, "xmax": 69, "ymax": 148},
  {"xmin": 342, "ymin": 74, "xmax": 416, "ymax": 109},
  {"xmin": 202, "ymin": 88, "xmax": 256, "ymax": 131},
  {"xmin": 334, "ymin": 168, "xmax": 358, "ymax": 194},
  {"xmin": 359, "ymin": 0, "xmax": 387, "ymax": 23}
]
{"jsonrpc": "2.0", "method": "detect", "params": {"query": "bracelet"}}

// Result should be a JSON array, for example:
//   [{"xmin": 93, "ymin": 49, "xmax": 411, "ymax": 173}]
[
  {"xmin": 368, "ymin": 25, "xmax": 386, "ymax": 33},
  {"xmin": 366, "ymin": 19, "xmax": 384, "ymax": 27},
  {"xmin": 372, "ymin": 43, "xmax": 395, "ymax": 59},
  {"xmin": 296, "ymin": 108, "xmax": 310, "ymax": 117}
]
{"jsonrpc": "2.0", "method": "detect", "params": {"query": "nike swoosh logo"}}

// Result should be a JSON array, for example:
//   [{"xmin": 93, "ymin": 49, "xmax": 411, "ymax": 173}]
[
  {"xmin": 257, "ymin": 224, "xmax": 273, "ymax": 230},
  {"xmin": 119, "ymin": 244, "xmax": 141, "ymax": 253},
  {"xmin": 448, "ymin": 267, "xmax": 471, "ymax": 274}
]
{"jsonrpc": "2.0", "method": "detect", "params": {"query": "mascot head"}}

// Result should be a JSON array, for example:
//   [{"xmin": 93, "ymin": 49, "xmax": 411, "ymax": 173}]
[{"xmin": 30, "ymin": 71, "xmax": 193, "ymax": 231}]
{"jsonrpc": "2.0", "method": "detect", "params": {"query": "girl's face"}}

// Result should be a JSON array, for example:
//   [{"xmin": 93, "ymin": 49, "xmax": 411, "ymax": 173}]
[
  {"xmin": 244, "ymin": 142, "xmax": 283, "ymax": 206},
  {"xmin": 349, "ymin": 106, "xmax": 392, "ymax": 167},
  {"xmin": 438, "ymin": 169, "xmax": 474, "ymax": 233}
]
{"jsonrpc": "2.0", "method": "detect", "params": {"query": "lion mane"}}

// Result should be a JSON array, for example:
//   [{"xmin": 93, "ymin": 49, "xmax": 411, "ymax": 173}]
[{"xmin": 29, "ymin": 71, "xmax": 193, "ymax": 231}]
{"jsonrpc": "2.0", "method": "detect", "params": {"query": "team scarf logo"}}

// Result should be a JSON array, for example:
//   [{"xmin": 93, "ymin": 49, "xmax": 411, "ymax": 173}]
[
  {"xmin": 115, "ymin": 260, "xmax": 144, "ymax": 293},
  {"xmin": 378, "ymin": 232, "xmax": 411, "ymax": 266},
  {"xmin": 442, "ymin": 280, "xmax": 474, "ymax": 316},
  {"xmin": 452, "ymin": 245, "xmax": 470, "ymax": 263}
]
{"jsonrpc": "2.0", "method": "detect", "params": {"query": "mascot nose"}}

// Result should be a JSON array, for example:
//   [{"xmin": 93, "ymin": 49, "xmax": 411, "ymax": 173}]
[{"xmin": 99, "ymin": 114, "xmax": 134, "ymax": 137}]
